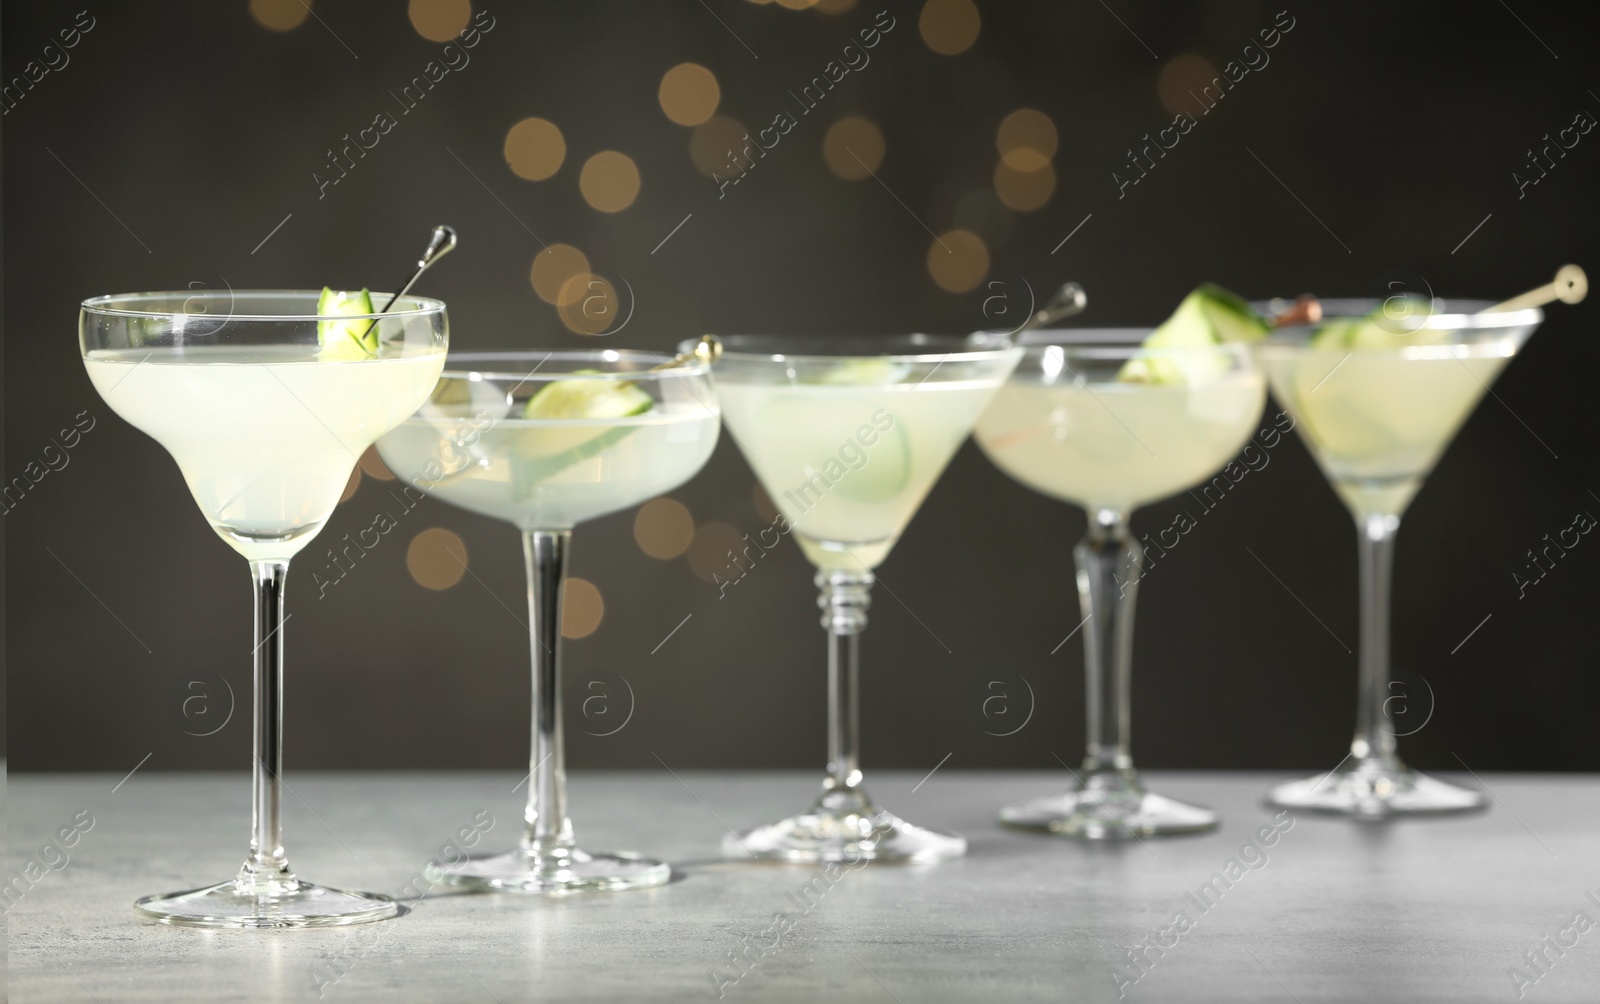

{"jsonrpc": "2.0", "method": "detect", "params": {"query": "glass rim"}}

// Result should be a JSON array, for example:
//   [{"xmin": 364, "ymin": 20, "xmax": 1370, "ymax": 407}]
[
  {"xmin": 1253, "ymin": 338, "xmax": 1522, "ymax": 360},
  {"xmin": 1253, "ymin": 297, "xmax": 1542, "ymax": 331},
  {"xmin": 1010, "ymin": 331, "xmax": 1257, "ymax": 367},
  {"xmin": 80, "ymin": 289, "xmax": 448, "ymax": 322},
  {"xmin": 441, "ymin": 348, "xmax": 708, "ymax": 381},
  {"xmin": 703, "ymin": 333, "xmax": 1019, "ymax": 365}
]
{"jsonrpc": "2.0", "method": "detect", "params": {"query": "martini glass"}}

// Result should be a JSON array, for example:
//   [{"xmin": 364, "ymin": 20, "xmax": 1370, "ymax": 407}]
[
  {"xmin": 1255, "ymin": 299, "xmax": 1541, "ymax": 816},
  {"xmin": 709, "ymin": 334, "xmax": 1021, "ymax": 863},
  {"xmin": 376, "ymin": 351, "xmax": 719, "ymax": 892},
  {"xmin": 974, "ymin": 332, "xmax": 1265, "ymax": 838},
  {"xmin": 81, "ymin": 290, "xmax": 447, "ymax": 927}
]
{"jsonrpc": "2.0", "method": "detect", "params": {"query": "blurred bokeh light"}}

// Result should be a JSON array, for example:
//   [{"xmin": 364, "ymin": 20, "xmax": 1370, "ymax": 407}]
[
  {"xmin": 561, "ymin": 578, "xmax": 605, "ymax": 638},
  {"xmin": 504, "ymin": 117, "xmax": 567, "ymax": 182},
  {"xmin": 408, "ymin": 0, "xmax": 473, "ymax": 42},
  {"xmin": 919, "ymin": 0, "xmax": 981, "ymax": 55},
  {"xmin": 634, "ymin": 498, "xmax": 696, "ymax": 559},
  {"xmin": 407, "ymin": 528, "xmax": 469, "ymax": 590},
  {"xmin": 823, "ymin": 117, "xmax": 886, "ymax": 180},
  {"xmin": 658, "ymin": 63, "xmax": 722, "ymax": 127},
  {"xmin": 926, "ymin": 229, "xmax": 989, "ymax": 292},
  {"xmin": 580, "ymin": 151, "xmax": 641, "ymax": 212},
  {"xmin": 530, "ymin": 244, "xmax": 592, "ymax": 305},
  {"xmin": 248, "ymin": 0, "xmax": 310, "ymax": 32}
]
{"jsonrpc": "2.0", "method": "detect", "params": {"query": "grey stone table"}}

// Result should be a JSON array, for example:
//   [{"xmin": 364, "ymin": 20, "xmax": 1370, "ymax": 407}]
[{"xmin": 6, "ymin": 771, "xmax": 1598, "ymax": 1002}]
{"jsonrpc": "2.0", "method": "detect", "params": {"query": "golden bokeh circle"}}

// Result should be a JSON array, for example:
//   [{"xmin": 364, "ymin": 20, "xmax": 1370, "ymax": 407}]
[
  {"xmin": 407, "ymin": 528, "xmax": 468, "ymax": 590},
  {"xmin": 686, "ymin": 521, "xmax": 746, "ymax": 583},
  {"xmin": 775, "ymin": 0, "xmax": 819, "ymax": 8},
  {"xmin": 751, "ymin": 483, "xmax": 779, "ymax": 524},
  {"xmin": 994, "ymin": 160, "xmax": 1056, "ymax": 212},
  {"xmin": 250, "ymin": 0, "xmax": 311, "ymax": 31},
  {"xmin": 690, "ymin": 116, "xmax": 749, "ymax": 177},
  {"xmin": 358, "ymin": 445, "xmax": 395, "ymax": 481},
  {"xmin": 823, "ymin": 117, "xmax": 885, "ymax": 180},
  {"xmin": 558, "ymin": 273, "xmax": 622, "ymax": 335},
  {"xmin": 504, "ymin": 117, "xmax": 566, "ymax": 182},
  {"xmin": 561, "ymin": 578, "xmax": 605, "ymax": 639},
  {"xmin": 408, "ymin": 0, "xmax": 472, "ymax": 43},
  {"xmin": 579, "ymin": 151, "xmax": 641, "ymax": 213},
  {"xmin": 997, "ymin": 109, "xmax": 1058, "ymax": 172},
  {"xmin": 1157, "ymin": 54, "xmax": 1221, "ymax": 117},
  {"xmin": 634, "ymin": 498, "xmax": 696, "ymax": 559},
  {"xmin": 339, "ymin": 465, "xmax": 361, "ymax": 504},
  {"xmin": 919, "ymin": 0, "xmax": 981, "ymax": 55},
  {"xmin": 927, "ymin": 229, "xmax": 990, "ymax": 293},
  {"xmin": 530, "ymin": 244, "xmax": 592, "ymax": 305},
  {"xmin": 659, "ymin": 63, "xmax": 722, "ymax": 127}
]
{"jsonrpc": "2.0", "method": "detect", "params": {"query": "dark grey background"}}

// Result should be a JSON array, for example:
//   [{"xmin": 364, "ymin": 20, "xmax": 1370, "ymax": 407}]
[{"xmin": 4, "ymin": 1, "xmax": 1596, "ymax": 775}]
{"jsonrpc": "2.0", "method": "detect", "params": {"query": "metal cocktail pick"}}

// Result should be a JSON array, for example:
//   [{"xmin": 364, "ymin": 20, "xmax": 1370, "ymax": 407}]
[
  {"xmin": 358, "ymin": 224, "xmax": 459, "ymax": 342},
  {"xmin": 651, "ymin": 334, "xmax": 723, "ymax": 370},
  {"xmin": 1026, "ymin": 282, "xmax": 1088, "ymax": 330},
  {"xmin": 1484, "ymin": 264, "xmax": 1588, "ymax": 313}
]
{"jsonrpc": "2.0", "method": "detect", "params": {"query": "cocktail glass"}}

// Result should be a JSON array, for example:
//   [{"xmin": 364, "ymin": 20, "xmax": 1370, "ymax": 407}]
[
  {"xmin": 1255, "ymin": 299, "xmax": 1541, "ymax": 816},
  {"xmin": 376, "ymin": 351, "xmax": 719, "ymax": 891},
  {"xmin": 81, "ymin": 289, "xmax": 447, "ymax": 926},
  {"xmin": 709, "ymin": 334, "xmax": 1021, "ymax": 863},
  {"xmin": 974, "ymin": 331, "xmax": 1265, "ymax": 838}
]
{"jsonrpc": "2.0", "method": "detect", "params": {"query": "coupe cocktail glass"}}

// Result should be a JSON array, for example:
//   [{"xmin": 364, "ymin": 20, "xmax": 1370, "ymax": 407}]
[
  {"xmin": 710, "ymin": 334, "xmax": 1021, "ymax": 862},
  {"xmin": 377, "ymin": 351, "xmax": 719, "ymax": 891},
  {"xmin": 81, "ymin": 290, "xmax": 447, "ymax": 926},
  {"xmin": 975, "ymin": 332, "xmax": 1265, "ymax": 838},
  {"xmin": 1255, "ymin": 299, "xmax": 1541, "ymax": 816}
]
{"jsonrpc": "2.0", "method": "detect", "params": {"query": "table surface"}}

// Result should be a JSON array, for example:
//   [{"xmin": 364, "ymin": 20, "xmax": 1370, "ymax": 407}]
[{"xmin": 6, "ymin": 770, "xmax": 1598, "ymax": 1003}]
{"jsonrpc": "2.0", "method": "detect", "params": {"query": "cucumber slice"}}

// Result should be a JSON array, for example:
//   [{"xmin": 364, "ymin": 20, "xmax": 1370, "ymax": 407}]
[
  {"xmin": 831, "ymin": 412, "xmax": 912, "ymax": 503},
  {"xmin": 317, "ymin": 287, "xmax": 377, "ymax": 360},
  {"xmin": 1312, "ymin": 296, "xmax": 1441, "ymax": 350},
  {"xmin": 1118, "ymin": 284, "xmax": 1268, "ymax": 385},
  {"xmin": 523, "ymin": 371, "xmax": 654, "ymax": 420},
  {"xmin": 812, "ymin": 359, "xmax": 912, "ymax": 385},
  {"xmin": 512, "ymin": 372, "xmax": 654, "ymax": 501}
]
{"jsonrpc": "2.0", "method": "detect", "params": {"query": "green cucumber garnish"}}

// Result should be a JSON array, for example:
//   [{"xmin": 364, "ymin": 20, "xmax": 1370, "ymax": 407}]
[
  {"xmin": 1311, "ymin": 295, "xmax": 1437, "ymax": 350},
  {"xmin": 317, "ymin": 287, "xmax": 377, "ymax": 360},
  {"xmin": 522, "ymin": 371, "xmax": 654, "ymax": 420},
  {"xmin": 1118, "ymin": 283, "xmax": 1269, "ymax": 384},
  {"xmin": 512, "ymin": 372, "xmax": 654, "ymax": 501}
]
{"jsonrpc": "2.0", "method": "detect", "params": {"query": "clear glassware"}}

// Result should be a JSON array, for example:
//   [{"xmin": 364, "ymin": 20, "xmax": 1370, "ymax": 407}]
[
  {"xmin": 376, "ymin": 351, "xmax": 719, "ymax": 892},
  {"xmin": 974, "ymin": 332, "xmax": 1266, "ymax": 838},
  {"xmin": 708, "ymin": 334, "xmax": 1022, "ymax": 863},
  {"xmin": 80, "ymin": 289, "xmax": 448, "ymax": 927},
  {"xmin": 1254, "ymin": 299, "xmax": 1541, "ymax": 817}
]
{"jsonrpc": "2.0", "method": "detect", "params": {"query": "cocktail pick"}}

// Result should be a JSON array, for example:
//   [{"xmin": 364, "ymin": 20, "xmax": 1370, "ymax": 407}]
[
  {"xmin": 650, "ymin": 334, "xmax": 722, "ymax": 371},
  {"xmin": 1271, "ymin": 294, "xmax": 1323, "ymax": 327},
  {"xmin": 358, "ymin": 225, "xmax": 459, "ymax": 342},
  {"xmin": 1026, "ymin": 282, "xmax": 1088, "ymax": 330},
  {"xmin": 1483, "ymin": 265, "xmax": 1587, "ymax": 313}
]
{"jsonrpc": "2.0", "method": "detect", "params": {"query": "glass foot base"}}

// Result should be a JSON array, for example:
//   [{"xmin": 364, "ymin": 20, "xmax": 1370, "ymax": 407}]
[
  {"xmin": 723, "ymin": 804, "xmax": 966, "ymax": 863},
  {"xmin": 134, "ymin": 879, "xmax": 399, "ymax": 929},
  {"xmin": 1000, "ymin": 788, "xmax": 1218, "ymax": 839},
  {"xmin": 1267, "ymin": 761, "xmax": 1486, "ymax": 818},
  {"xmin": 438, "ymin": 847, "xmax": 671, "ymax": 894}
]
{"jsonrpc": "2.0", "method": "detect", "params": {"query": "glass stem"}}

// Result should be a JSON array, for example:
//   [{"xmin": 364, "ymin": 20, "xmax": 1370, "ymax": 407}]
[
  {"xmin": 1352, "ymin": 512, "xmax": 1401, "ymax": 765},
  {"xmin": 1076, "ymin": 508, "xmax": 1140, "ymax": 782},
  {"xmin": 816, "ymin": 569, "xmax": 873, "ymax": 811},
  {"xmin": 522, "ymin": 529, "xmax": 575, "ymax": 858},
  {"xmin": 239, "ymin": 559, "xmax": 296, "ymax": 895}
]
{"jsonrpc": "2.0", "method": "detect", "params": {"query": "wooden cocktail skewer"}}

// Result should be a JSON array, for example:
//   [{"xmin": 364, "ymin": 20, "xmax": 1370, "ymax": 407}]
[{"xmin": 1483, "ymin": 265, "xmax": 1587, "ymax": 313}]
